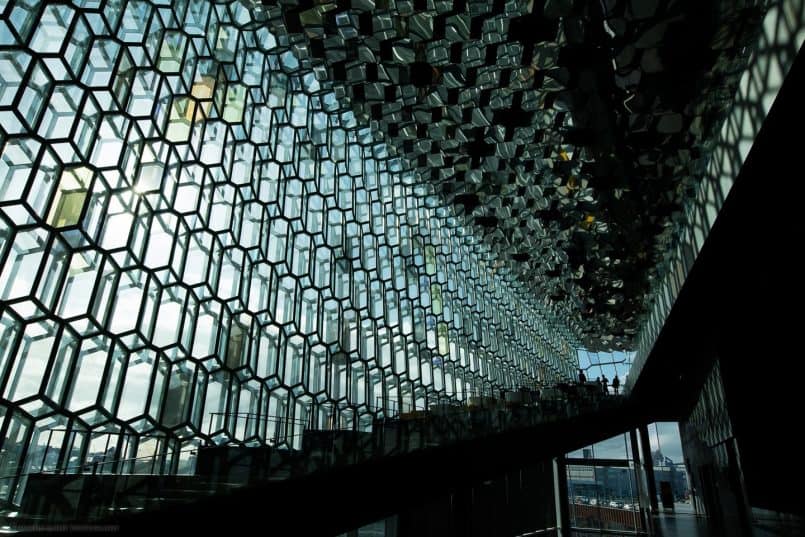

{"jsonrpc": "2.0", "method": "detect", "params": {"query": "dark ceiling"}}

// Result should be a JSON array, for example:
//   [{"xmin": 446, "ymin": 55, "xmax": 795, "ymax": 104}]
[{"xmin": 260, "ymin": 0, "xmax": 767, "ymax": 350}]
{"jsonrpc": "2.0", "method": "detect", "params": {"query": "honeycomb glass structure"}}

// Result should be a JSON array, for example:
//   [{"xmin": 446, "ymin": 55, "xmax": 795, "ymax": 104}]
[
  {"xmin": 262, "ymin": 0, "xmax": 771, "ymax": 350},
  {"xmin": 0, "ymin": 0, "xmax": 578, "ymax": 500},
  {"xmin": 0, "ymin": 0, "xmax": 795, "ymax": 506}
]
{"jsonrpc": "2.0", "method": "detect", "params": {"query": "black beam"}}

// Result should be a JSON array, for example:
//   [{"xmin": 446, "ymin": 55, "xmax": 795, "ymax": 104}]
[{"xmin": 639, "ymin": 425, "xmax": 659, "ymax": 514}]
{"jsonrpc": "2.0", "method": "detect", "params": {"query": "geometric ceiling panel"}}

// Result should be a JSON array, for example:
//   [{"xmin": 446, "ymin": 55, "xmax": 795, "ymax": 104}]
[{"xmin": 261, "ymin": 0, "xmax": 767, "ymax": 349}]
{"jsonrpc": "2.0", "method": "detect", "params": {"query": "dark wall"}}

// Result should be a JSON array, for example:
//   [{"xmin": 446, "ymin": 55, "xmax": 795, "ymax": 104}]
[
  {"xmin": 397, "ymin": 461, "xmax": 557, "ymax": 537},
  {"xmin": 681, "ymin": 361, "xmax": 751, "ymax": 536},
  {"xmin": 709, "ymin": 48, "xmax": 805, "ymax": 516},
  {"xmin": 633, "ymin": 47, "xmax": 805, "ymax": 515}
]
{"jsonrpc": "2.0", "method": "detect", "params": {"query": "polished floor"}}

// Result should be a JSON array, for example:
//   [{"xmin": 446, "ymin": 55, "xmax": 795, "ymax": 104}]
[
  {"xmin": 654, "ymin": 512, "xmax": 709, "ymax": 537},
  {"xmin": 569, "ymin": 512, "xmax": 799, "ymax": 537},
  {"xmin": 653, "ymin": 510, "xmax": 804, "ymax": 537}
]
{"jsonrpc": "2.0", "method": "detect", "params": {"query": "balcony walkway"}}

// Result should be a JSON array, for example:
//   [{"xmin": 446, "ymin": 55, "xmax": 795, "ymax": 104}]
[{"xmin": 2, "ymin": 386, "xmax": 644, "ymax": 535}]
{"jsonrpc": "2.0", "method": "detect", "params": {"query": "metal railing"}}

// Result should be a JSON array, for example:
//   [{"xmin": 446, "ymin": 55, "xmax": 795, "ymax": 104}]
[
  {"xmin": 515, "ymin": 527, "xmax": 559, "ymax": 536},
  {"xmin": 1, "ymin": 388, "xmax": 625, "ymax": 525}
]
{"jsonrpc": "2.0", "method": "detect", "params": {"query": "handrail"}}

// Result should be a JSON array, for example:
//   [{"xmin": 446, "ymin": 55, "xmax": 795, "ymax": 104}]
[
  {"xmin": 0, "ymin": 385, "xmax": 622, "ymax": 510},
  {"xmin": 515, "ymin": 527, "xmax": 559, "ymax": 536},
  {"xmin": 0, "ymin": 447, "xmax": 199, "ymax": 482},
  {"xmin": 0, "ymin": 393, "xmax": 626, "ymax": 521}
]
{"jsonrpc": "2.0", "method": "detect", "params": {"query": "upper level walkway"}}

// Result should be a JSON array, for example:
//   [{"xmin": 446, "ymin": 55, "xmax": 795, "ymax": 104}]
[{"xmin": 3, "ymin": 384, "xmax": 642, "ymax": 535}]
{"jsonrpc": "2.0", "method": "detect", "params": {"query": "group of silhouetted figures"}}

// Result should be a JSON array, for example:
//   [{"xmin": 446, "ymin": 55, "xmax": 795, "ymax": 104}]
[{"xmin": 578, "ymin": 370, "xmax": 620, "ymax": 395}]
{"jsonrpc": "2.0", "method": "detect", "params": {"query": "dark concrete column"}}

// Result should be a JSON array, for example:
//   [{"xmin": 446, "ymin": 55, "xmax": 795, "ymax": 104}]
[
  {"xmin": 631, "ymin": 429, "xmax": 655, "ymax": 535},
  {"xmin": 553, "ymin": 457, "xmax": 571, "ymax": 536},
  {"xmin": 639, "ymin": 425, "xmax": 659, "ymax": 513}
]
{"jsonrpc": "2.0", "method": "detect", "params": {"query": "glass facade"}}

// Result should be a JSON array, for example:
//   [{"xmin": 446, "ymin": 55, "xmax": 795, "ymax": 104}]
[
  {"xmin": 566, "ymin": 435, "xmax": 644, "ymax": 534},
  {"xmin": 0, "ymin": 0, "xmax": 800, "ymax": 521},
  {"xmin": 0, "ymin": 0, "xmax": 578, "ymax": 501}
]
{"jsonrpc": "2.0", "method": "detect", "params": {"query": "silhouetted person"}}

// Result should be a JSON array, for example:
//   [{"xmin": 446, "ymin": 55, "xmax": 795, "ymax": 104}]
[
  {"xmin": 612, "ymin": 374, "xmax": 620, "ymax": 395},
  {"xmin": 601, "ymin": 374, "xmax": 609, "ymax": 395},
  {"xmin": 578, "ymin": 369, "xmax": 587, "ymax": 384}
]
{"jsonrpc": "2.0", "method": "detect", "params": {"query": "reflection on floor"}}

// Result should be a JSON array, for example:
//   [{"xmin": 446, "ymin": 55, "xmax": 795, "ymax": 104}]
[
  {"xmin": 653, "ymin": 509, "xmax": 804, "ymax": 537},
  {"xmin": 751, "ymin": 509, "xmax": 805, "ymax": 537},
  {"xmin": 654, "ymin": 512, "xmax": 709, "ymax": 537}
]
